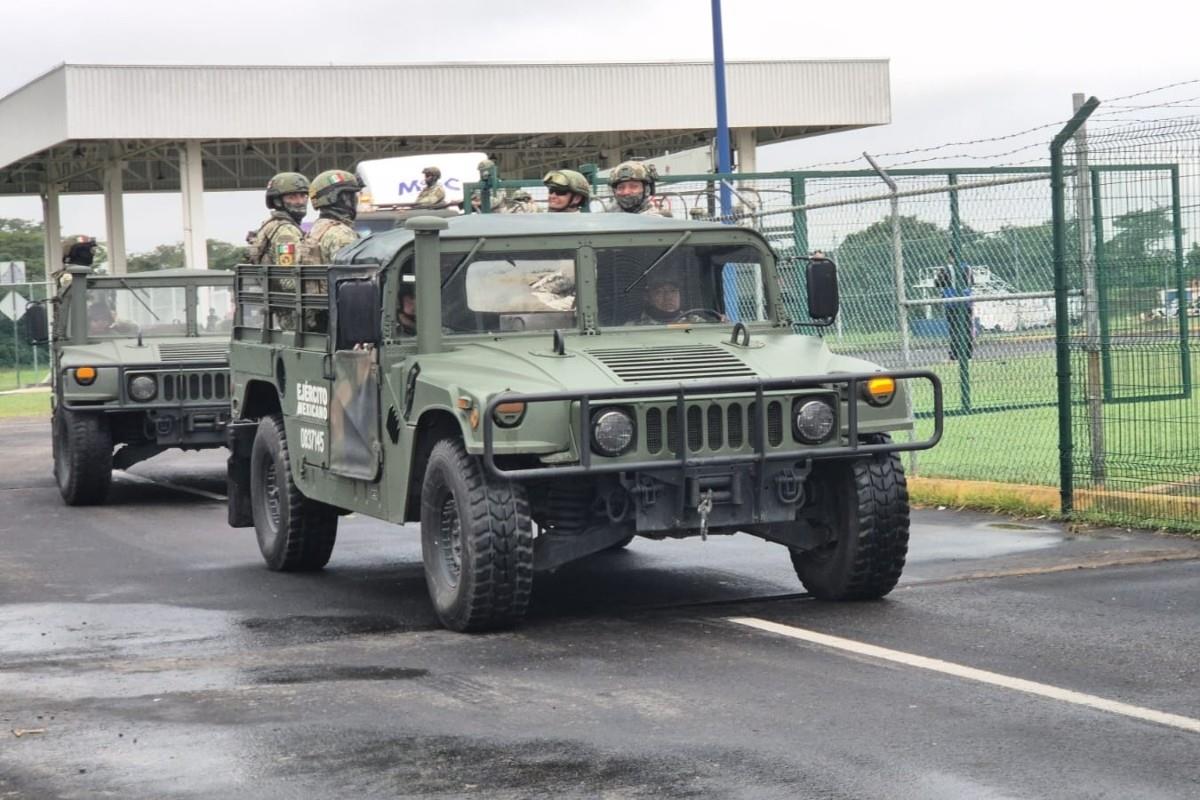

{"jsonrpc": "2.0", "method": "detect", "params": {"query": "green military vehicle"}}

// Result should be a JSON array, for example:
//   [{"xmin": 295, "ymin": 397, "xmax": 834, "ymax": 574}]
[
  {"xmin": 30, "ymin": 267, "xmax": 236, "ymax": 506},
  {"xmin": 226, "ymin": 215, "xmax": 942, "ymax": 632}
]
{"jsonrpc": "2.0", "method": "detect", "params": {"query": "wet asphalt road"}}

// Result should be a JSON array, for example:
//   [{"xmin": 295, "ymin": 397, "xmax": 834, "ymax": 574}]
[{"xmin": 2, "ymin": 417, "xmax": 1200, "ymax": 799}]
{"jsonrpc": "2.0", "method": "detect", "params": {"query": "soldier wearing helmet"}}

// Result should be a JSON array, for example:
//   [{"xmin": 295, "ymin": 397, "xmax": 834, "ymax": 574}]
[
  {"xmin": 608, "ymin": 160, "xmax": 669, "ymax": 217},
  {"xmin": 248, "ymin": 172, "xmax": 308, "ymax": 268},
  {"xmin": 413, "ymin": 166, "xmax": 446, "ymax": 208},
  {"xmin": 499, "ymin": 188, "xmax": 538, "ymax": 214},
  {"xmin": 299, "ymin": 170, "xmax": 362, "ymax": 330},
  {"xmin": 543, "ymin": 170, "xmax": 590, "ymax": 213}
]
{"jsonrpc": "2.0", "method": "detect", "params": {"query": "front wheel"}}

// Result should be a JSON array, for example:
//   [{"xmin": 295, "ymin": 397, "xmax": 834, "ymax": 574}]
[
  {"xmin": 249, "ymin": 414, "xmax": 338, "ymax": 571},
  {"xmin": 420, "ymin": 438, "xmax": 533, "ymax": 632},
  {"xmin": 54, "ymin": 408, "xmax": 113, "ymax": 506},
  {"xmin": 790, "ymin": 435, "xmax": 909, "ymax": 600}
]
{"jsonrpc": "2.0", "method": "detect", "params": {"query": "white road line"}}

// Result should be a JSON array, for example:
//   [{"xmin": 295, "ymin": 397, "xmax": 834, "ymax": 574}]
[
  {"xmin": 729, "ymin": 616, "xmax": 1200, "ymax": 734},
  {"xmin": 115, "ymin": 471, "xmax": 227, "ymax": 503}
]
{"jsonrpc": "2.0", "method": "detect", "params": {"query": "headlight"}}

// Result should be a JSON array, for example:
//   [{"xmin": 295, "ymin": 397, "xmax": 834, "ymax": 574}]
[
  {"xmin": 591, "ymin": 408, "xmax": 635, "ymax": 456},
  {"xmin": 794, "ymin": 399, "xmax": 836, "ymax": 444},
  {"xmin": 128, "ymin": 375, "xmax": 157, "ymax": 402}
]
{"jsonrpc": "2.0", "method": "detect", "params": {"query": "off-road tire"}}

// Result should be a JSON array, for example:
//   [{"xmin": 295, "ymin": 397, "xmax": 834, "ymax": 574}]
[
  {"xmin": 53, "ymin": 408, "xmax": 113, "ymax": 506},
  {"xmin": 420, "ymin": 438, "xmax": 533, "ymax": 632},
  {"xmin": 790, "ymin": 435, "xmax": 909, "ymax": 600},
  {"xmin": 250, "ymin": 414, "xmax": 338, "ymax": 571}
]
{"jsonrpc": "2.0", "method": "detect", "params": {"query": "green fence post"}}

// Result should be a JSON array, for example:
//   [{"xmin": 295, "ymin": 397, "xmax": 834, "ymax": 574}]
[
  {"xmin": 1171, "ymin": 165, "xmax": 1192, "ymax": 398},
  {"xmin": 1090, "ymin": 170, "xmax": 1113, "ymax": 401},
  {"xmin": 790, "ymin": 176, "xmax": 807, "ymax": 255},
  {"xmin": 1051, "ymin": 96, "xmax": 1101, "ymax": 516}
]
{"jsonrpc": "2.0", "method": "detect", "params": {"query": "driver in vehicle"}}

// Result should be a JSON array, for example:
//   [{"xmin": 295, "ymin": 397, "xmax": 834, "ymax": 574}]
[
  {"xmin": 633, "ymin": 276, "xmax": 726, "ymax": 325},
  {"xmin": 398, "ymin": 284, "xmax": 417, "ymax": 336}
]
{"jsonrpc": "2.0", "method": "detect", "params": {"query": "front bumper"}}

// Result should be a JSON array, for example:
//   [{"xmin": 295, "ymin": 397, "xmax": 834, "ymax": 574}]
[{"xmin": 482, "ymin": 369, "xmax": 943, "ymax": 481}]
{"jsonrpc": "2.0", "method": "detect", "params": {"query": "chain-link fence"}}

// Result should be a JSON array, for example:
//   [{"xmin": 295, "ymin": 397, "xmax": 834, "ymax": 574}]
[
  {"xmin": 0, "ymin": 279, "xmax": 51, "ymax": 393},
  {"xmin": 1057, "ymin": 108, "xmax": 1200, "ymax": 531}
]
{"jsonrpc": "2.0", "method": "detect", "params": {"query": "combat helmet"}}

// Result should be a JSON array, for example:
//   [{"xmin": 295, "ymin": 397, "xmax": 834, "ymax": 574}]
[
  {"xmin": 543, "ymin": 169, "xmax": 591, "ymax": 206},
  {"xmin": 265, "ymin": 172, "xmax": 310, "ymax": 221},
  {"xmin": 422, "ymin": 166, "xmax": 442, "ymax": 181},
  {"xmin": 309, "ymin": 169, "xmax": 361, "ymax": 213},
  {"xmin": 609, "ymin": 160, "xmax": 656, "ymax": 211}
]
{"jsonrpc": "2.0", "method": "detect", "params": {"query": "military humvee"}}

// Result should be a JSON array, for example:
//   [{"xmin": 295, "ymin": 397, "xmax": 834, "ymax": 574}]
[
  {"xmin": 32, "ymin": 267, "xmax": 235, "ymax": 505},
  {"xmin": 226, "ymin": 215, "xmax": 942, "ymax": 632}
]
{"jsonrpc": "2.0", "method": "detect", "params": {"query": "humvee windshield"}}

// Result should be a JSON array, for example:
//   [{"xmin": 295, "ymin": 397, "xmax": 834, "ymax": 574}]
[
  {"xmin": 436, "ymin": 242, "xmax": 769, "ymax": 334},
  {"xmin": 81, "ymin": 281, "xmax": 235, "ymax": 338}
]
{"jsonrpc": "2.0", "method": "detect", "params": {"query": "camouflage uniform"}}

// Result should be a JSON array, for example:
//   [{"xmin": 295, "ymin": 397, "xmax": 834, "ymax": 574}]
[
  {"xmin": 608, "ymin": 161, "xmax": 671, "ymax": 217},
  {"xmin": 414, "ymin": 166, "xmax": 446, "ymax": 207},
  {"xmin": 499, "ymin": 188, "xmax": 538, "ymax": 214},
  {"xmin": 300, "ymin": 170, "xmax": 362, "ymax": 331},
  {"xmin": 251, "ymin": 173, "xmax": 309, "ymax": 328}
]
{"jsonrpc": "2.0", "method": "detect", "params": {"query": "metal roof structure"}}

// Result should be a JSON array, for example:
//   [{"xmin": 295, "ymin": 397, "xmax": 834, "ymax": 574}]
[{"xmin": 0, "ymin": 61, "xmax": 890, "ymax": 195}]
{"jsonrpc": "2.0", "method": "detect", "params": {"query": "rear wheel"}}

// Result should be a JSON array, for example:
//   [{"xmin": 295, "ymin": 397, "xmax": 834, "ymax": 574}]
[
  {"xmin": 421, "ymin": 438, "xmax": 533, "ymax": 632},
  {"xmin": 250, "ymin": 414, "xmax": 338, "ymax": 571},
  {"xmin": 54, "ymin": 408, "xmax": 113, "ymax": 506},
  {"xmin": 790, "ymin": 435, "xmax": 909, "ymax": 600}
]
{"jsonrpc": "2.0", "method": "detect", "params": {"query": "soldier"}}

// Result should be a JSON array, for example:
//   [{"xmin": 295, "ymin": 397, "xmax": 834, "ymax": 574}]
[
  {"xmin": 300, "ymin": 170, "xmax": 362, "ymax": 330},
  {"xmin": 543, "ymin": 170, "xmax": 590, "ymax": 213},
  {"xmin": 608, "ymin": 160, "xmax": 670, "ymax": 217},
  {"xmin": 499, "ymin": 188, "xmax": 538, "ymax": 214},
  {"xmin": 414, "ymin": 166, "xmax": 446, "ymax": 208},
  {"xmin": 247, "ymin": 172, "xmax": 308, "ymax": 267},
  {"xmin": 397, "ymin": 284, "xmax": 417, "ymax": 336}
]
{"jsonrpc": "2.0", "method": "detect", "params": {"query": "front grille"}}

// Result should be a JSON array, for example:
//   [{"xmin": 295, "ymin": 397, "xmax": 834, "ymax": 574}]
[
  {"xmin": 161, "ymin": 371, "xmax": 229, "ymax": 402},
  {"xmin": 158, "ymin": 342, "xmax": 230, "ymax": 363},
  {"xmin": 643, "ymin": 399, "xmax": 789, "ymax": 455},
  {"xmin": 586, "ymin": 345, "xmax": 756, "ymax": 383}
]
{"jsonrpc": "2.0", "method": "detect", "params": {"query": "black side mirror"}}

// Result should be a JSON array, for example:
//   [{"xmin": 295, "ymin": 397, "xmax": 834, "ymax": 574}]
[
  {"xmin": 331, "ymin": 275, "xmax": 381, "ymax": 350},
  {"xmin": 806, "ymin": 257, "xmax": 839, "ymax": 321},
  {"xmin": 23, "ymin": 302, "xmax": 49, "ymax": 344}
]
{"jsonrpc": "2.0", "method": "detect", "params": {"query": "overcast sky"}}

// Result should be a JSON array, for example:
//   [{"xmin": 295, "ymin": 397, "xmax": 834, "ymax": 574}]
[{"xmin": 0, "ymin": 0, "xmax": 1194, "ymax": 252}]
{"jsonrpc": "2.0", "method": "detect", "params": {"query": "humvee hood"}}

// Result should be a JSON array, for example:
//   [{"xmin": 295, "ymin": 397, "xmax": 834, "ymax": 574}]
[
  {"xmin": 414, "ymin": 328, "xmax": 888, "ymax": 399},
  {"xmin": 57, "ymin": 338, "xmax": 229, "ymax": 368}
]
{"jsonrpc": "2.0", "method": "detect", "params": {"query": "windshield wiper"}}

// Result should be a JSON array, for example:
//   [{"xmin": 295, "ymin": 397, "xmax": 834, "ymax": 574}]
[
  {"xmin": 622, "ymin": 231, "xmax": 692, "ymax": 294},
  {"xmin": 441, "ymin": 237, "xmax": 488, "ymax": 289},
  {"xmin": 117, "ymin": 278, "xmax": 161, "ymax": 321}
]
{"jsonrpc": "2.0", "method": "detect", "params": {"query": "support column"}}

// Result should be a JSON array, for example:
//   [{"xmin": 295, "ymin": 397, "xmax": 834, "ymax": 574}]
[
  {"xmin": 41, "ymin": 182, "xmax": 62, "ymax": 279},
  {"xmin": 179, "ymin": 140, "xmax": 208, "ymax": 269},
  {"xmin": 733, "ymin": 128, "xmax": 757, "ymax": 175},
  {"xmin": 103, "ymin": 157, "xmax": 127, "ymax": 275}
]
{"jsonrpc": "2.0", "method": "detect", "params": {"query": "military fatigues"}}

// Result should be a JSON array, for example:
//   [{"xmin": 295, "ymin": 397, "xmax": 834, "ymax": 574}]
[
  {"xmin": 299, "ymin": 216, "xmax": 360, "ymax": 331},
  {"xmin": 499, "ymin": 196, "xmax": 539, "ymax": 214},
  {"xmin": 414, "ymin": 185, "xmax": 446, "ymax": 207},
  {"xmin": 248, "ymin": 211, "xmax": 304, "ymax": 328},
  {"xmin": 615, "ymin": 198, "xmax": 672, "ymax": 218}
]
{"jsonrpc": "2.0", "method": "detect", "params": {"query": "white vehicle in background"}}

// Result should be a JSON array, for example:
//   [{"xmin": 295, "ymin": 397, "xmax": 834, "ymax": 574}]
[
  {"xmin": 913, "ymin": 265, "xmax": 1076, "ymax": 333},
  {"xmin": 353, "ymin": 152, "xmax": 488, "ymax": 234}
]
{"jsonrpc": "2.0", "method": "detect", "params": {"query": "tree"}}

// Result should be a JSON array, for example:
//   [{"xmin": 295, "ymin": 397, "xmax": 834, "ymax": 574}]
[
  {"xmin": 126, "ymin": 239, "xmax": 245, "ymax": 273},
  {"xmin": 0, "ymin": 218, "xmax": 47, "ymax": 281}
]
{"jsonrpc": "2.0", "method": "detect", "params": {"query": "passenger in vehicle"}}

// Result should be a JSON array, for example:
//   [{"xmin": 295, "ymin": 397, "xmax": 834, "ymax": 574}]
[
  {"xmin": 543, "ymin": 170, "xmax": 590, "ymax": 213},
  {"xmin": 398, "ymin": 284, "xmax": 417, "ymax": 336}
]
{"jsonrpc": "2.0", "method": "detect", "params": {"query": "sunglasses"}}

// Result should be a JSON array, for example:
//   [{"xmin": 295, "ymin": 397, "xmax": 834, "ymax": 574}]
[{"xmin": 548, "ymin": 187, "xmax": 571, "ymax": 196}]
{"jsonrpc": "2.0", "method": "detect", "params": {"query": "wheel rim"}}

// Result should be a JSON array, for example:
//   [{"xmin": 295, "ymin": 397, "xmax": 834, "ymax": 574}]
[{"xmin": 435, "ymin": 494, "xmax": 463, "ymax": 586}]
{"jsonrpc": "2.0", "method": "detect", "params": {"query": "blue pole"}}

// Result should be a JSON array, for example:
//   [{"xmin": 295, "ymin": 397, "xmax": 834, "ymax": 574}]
[{"xmin": 711, "ymin": 0, "xmax": 732, "ymax": 220}]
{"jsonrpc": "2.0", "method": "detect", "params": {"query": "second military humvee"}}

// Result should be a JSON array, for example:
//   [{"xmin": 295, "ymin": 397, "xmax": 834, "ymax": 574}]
[
  {"xmin": 226, "ymin": 214, "xmax": 942, "ymax": 632},
  {"xmin": 30, "ymin": 267, "xmax": 236, "ymax": 506}
]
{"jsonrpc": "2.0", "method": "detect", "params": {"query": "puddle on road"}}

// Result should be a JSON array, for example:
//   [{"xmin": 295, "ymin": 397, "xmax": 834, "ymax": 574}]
[
  {"xmin": 239, "ymin": 613, "xmax": 408, "ymax": 644},
  {"xmin": 985, "ymin": 522, "xmax": 1041, "ymax": 531}
]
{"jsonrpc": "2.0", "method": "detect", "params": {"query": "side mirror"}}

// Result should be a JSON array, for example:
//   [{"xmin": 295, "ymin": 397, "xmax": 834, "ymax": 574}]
[
  {"xmin": 23, "ymin": 302, "xmax": 49, "ymax": 344},
  {"xmin": 806, "ymin": 257, "xmax": 839, "ymax": 321},
  {"xmin": 331, "ymin": 276, "xmax": 381, "ymax": 351}
]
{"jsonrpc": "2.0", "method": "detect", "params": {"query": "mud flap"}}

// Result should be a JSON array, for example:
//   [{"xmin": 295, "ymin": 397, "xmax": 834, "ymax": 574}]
[{"xmin": 226, "ymin": 419, "xmax": 257, "ymax": 528}]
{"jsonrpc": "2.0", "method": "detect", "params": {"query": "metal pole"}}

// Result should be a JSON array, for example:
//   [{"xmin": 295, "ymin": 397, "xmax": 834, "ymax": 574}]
[
  {"xmin": 1051, "ymin": 95, "xmax": 1101, "ymax": 516},
  {"xmin": 1171, "ymin": 165, "xmax": 1192, "ymax": 398},
  {"xmin": 710, "ymin": 0, "xmax": 732, "ymax": 220},
  {"xmin": 948, "ymin": 173, "xmax": 970, "ymax": 412},
  {"xmin": 1073, "ymin": 93, "xmax": 1105, "ymax": 486},
  {"xmin": 864, "ymin": 152, "xmax": 916, "ymax": 474}
]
